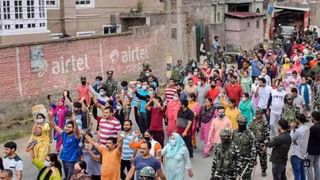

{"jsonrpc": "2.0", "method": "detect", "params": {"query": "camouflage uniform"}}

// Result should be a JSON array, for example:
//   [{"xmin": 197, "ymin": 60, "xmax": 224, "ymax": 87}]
[
  {"xmin": 171, "ymin": 65, "xmax": 184, "ymax": 83},
  {"xmin": 281, "ymin": 104, "xmax": 299, "ymax": 124},
  {"xmin": 249, "ymin": 117, "xmax": 269, "ymax": 173},
  {"xmin": 211, "ymin": 129, "xmax": 241, "ymax": 180},
  {"xmin": 104, "ymin": 78, "xmax": 118, "ymax": 97},
  {"xmin": 313, "ymin": 86, "xmax": 320, "ymax": 111},
  {"xmin": 232, "ymin": 129, "xmax": 257, "ymax": 180}
]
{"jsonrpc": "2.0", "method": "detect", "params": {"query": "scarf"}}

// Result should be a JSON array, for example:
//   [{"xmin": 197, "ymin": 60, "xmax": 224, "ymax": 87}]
[
  {"xmin": 299, "ymin": 84, "xmax": 310, "ymax": 111},
  {"xmin": 165, "ymin": 133, "xmax": 186, "ymax": 158}
]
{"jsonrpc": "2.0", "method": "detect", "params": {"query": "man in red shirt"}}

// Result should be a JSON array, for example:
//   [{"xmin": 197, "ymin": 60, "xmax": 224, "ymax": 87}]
[
  {"xmin": 77, "ymin": 76, "xmax": 90, "ymax": 106},
  {"xmin": 225, "ymin": 75, "xmax": 243, "ymax": 106},
  {"xmin": 164, "ymin": 78, "xmax": 177, "ymax": 104},
  {"xmin": 206, "ymin": 81, "xmax": 220, "ymax": 102}
]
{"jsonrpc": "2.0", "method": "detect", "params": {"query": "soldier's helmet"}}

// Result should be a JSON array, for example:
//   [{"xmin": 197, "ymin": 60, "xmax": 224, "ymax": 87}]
[
  {"xmin": 140, "ymin": 166, "xmax": 156, "ymax": 178},
  {"xmin": 237, "ymin": 115, "xmax": 247, "ymax": 125},
  {"xmin": 220, "ymin": 128, "xmax": 232, "ymax": 137}
]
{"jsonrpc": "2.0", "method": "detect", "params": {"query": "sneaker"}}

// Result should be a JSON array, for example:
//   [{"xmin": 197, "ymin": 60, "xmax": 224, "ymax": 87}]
[{"xmin": 262, "ymin": 171, "xmax": 266, "ymax": 177}]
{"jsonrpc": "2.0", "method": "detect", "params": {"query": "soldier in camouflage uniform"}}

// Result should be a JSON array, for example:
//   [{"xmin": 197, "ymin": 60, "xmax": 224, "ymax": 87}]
[
  {"xmin": 104, "ymin": 70, "xmax": 118, "ymax": 97},
  {"xmin": 232, "ymin": 116, "xmax": 257, "ymax": 180},
  {"xmin": 249, "ymin": 108, "xmax": 270, "ymax": 177},
  {"xmin": 313, "ymin": 79, "xmax": 320, "ymax": 111},
  {"xmin": 281, "ymin": 94, "xmax": 299, "ymax": 124},
  {"xmin": 211, "ymin": 128, "xmax": 241, "ymax": 180}
]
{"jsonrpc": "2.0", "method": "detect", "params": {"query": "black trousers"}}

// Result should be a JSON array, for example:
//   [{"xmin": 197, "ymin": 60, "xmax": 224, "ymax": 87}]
[
  {"xmin": 183, "ymin": 135, "xmax": 193, "ymax": 158},
  {"xmin": 91, "ymin": 175, "xmax": 101, "ymax": 180},
  {"xmin": 121, "ymin": 159, "xmax": 132, "ymax": 180}
]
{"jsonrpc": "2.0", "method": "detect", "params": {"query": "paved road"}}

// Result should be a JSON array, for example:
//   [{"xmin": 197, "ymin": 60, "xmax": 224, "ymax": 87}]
[{"xmin": 0, "ymin": 116, "xmax": 294, "ymax": 180}]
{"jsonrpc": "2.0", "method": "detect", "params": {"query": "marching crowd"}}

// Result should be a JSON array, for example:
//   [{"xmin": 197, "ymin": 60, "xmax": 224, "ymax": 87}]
[{"xmin": 0, "ymin": 29, "xmax": 320, "ymax": 180}]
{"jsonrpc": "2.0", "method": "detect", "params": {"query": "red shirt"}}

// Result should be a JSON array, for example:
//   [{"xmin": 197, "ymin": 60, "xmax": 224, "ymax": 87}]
[
  {"xmin": 78, "ymin": 85, "xmax": 90, "ymax": 106},
  {"xmin": 165, "ymin": 86, "xmax": 177, "ymax": 104},
  {"xmin": 192, "ymin": 75, "xmax": 199, "ymax": 85},
  {"xmin": 225, "ymin": 83, "xmax": 243, "ymax": 106},
  {"xmin": 207, "ymin": 88, "xmax": 220, "ymax": 102},
  {"xmin": 149, "ymin": 107, "xmax": 164, "ymax": 131}
]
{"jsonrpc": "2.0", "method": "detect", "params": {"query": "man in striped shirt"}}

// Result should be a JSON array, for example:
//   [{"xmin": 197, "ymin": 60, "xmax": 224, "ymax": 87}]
[
  {"xmin": 98, "ymin": 106, "xmax": 121, "ymax": 145},
  {"xmin": 120, "ymin": 120, "xmax": 136, "ymax": 180},
  {"xmin": 165, "ymin": 78, "xmax": 177, "ymax": 104}
]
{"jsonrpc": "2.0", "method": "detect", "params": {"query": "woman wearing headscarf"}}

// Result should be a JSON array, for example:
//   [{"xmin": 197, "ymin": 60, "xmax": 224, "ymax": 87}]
[
  {"xmin": 26, "ymin": 113, "xmax": 51, "ymax": 161},
  {"xmin": 162, "ymin": 133, "xmax": 193, "ymax": 180},
  {"xmin": 199, "ymin": 98, "xmax": 215, "ymax": 146},
  {"xmin": 165, "ymin": 92, "xmax": 181, "ymax": 136},
  {"xmin": 51, "ymin": 98, "xmax": 67, "ymax": 153},
  {"xmin": 239, "ymin": 92, "xmax": 255, "ymax": 126}
]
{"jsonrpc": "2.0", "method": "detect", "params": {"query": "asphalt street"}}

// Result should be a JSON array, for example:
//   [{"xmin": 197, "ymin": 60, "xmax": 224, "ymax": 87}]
[{"xmin": 0, "ymin": 113, "xmax": 294, "ymax": 180}]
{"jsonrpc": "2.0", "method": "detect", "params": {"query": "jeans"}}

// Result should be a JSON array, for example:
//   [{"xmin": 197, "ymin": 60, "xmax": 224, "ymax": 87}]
[
  {"xmin": 62, "ymin": 161, "xmax": 75, "ymax": 180},
  {"xmin": 121, "ymin": 159, "xmax": 132, "ymax": 180},
  {"xmin": 134, "ymin": 107, "xmax": 142, "ymax": 132},
  {"xmin": 140, "ymin": 112, "xmax": 148, "ymax": 133},
  {"xmin": 307, "ymin": 155, "xmax": 320, "ymax": 180},
  {"xmin": 183, "ymin": 135, "xmax": 193, "ymax": 158},
  {"xmin": 272, "ymin": 163, "xmax": 287, "ymax": 180},
  {"xmin": 291, "ymin": 155, "xmax": 306, "ymax": 180}
]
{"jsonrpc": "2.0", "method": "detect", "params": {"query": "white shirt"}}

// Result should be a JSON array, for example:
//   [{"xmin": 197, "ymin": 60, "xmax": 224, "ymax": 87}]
[
  {"xmin": 270, "ymin": 89, "xmax": 287, "ymax": 114},
  {"xmin": 290, "ymin": 124, "xmax": 310, "ymax": 159},
  {"xmin": 3, "ymin": 155, "xmax": 23, "ymax": 180},
  {"xmin": 293, "ymin": 95, "xmax": 306, "ymax": 113},
  {"xmin": 257, "ymin": 85, "xmax": 272, "ymax": 109}
]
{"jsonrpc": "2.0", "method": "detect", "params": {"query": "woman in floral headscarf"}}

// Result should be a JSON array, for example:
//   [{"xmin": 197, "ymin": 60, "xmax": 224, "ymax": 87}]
[
  {"xmin": 162, "ymin": 133, "xmax": 193, "ymax": 180},
  {"xmin": 51, "ymin": 98, "xmax": 67, "ymax": 152}
]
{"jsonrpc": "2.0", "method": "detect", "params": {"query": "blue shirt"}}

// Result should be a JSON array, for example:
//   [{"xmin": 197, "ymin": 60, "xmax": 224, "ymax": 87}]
[
  {"xmin": 134, "ymin": 156, "xmax": 161, "ymax": 179},
  {"xmin": 138, "ymin": 89, "xmax": 149, "ymax": 113},
  {"xmin": 60, "ymin": 131, "xmax": 81, "ymax": 163},
  {"xmin": 250, "ymin": 60, "xmax": 262, "ymax": 77},
  {"xmin": 121, "ymin": 131, "xmax": 135, "ymax": 160}
]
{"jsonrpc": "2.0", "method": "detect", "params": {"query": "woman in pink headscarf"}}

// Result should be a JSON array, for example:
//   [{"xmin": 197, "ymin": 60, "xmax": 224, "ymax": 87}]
[
  {"xmin": 51, "ymin": 98, "xmax": 67, "ymax": 152},
  {"xmin": 292, "ymin": 56, "xmax": 302, "ymax": 75},
  {"xmin": 165, "ymin": 92, "xmax": 181, "ymax": 136}
]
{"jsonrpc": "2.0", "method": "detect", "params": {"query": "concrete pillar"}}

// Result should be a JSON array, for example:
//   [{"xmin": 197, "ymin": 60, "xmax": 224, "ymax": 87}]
[
  {"xmin": 309, "ymin": 1, "xmax": 320, "ymax": 27},
  {"xmin": 60, "ymin": 0, "xmax": 77, "ymax": 36}
]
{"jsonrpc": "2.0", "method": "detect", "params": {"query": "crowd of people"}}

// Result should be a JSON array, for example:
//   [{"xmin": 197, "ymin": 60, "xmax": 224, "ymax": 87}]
[{"xmin": 0, "ymin": 30, "xmax": 320, "ymax": 180}]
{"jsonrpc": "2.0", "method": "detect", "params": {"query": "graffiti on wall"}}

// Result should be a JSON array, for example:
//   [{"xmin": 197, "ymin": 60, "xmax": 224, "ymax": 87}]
[
  {"xmin": 38, "ymin": 54, "xmax": 90, "ymax": 78},
  {"xmin": 109, "ymin": 46, "xmax": 149, "ymax": 74}
]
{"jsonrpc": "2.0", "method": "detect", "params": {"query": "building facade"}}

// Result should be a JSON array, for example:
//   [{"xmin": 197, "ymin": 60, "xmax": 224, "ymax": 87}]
[{"xmin": 0, "ymin": 0, "xmax": 164, "ymax": 45}]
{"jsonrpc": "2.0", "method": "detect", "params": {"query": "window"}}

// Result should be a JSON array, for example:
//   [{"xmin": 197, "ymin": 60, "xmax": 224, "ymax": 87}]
[
  {"xmin": 28, "ymin": 23, "xmax": 36, "ymax": 28},
  {"xmin": 27, "ymin": 0, "xmax": 35, "ymax": 18},
  {"xmin": 171, "ymin": 28, "xmax": 177, "ymax": 40},
  {"xmin": 46, "ymin": 0, "xmax": 58, "ymax": 7},
  {"xmin": 39, "ymin": 0, "xmax": 45, "ymax": 18},
  {"xmin": 75, "ymin": 0, "xmax": 94, "ymax": 8},
  {"xmin": 77, "ymin": 31, "xmax": 95, "ymax": 37},
  {"xmin": 14, "ymin": 0, "xmax": 23, "ymax": 19},
  {"xmin": 217, "ymin": 12, "xmax": 221, "ymax": 22},
  {"xmin": 103, "ymin": 24, "xmax": 121, "ymax": 34},
  {"xmin": 3, "ymin": 1, "xmax": 10, "ymax": 20},
  {"xmin": 256, "ymin": 19, "xmax": 260, "ymax": 28},
  {"xmin": 0, "ymin": 0, "xmax": 48, "ymax": 35},
  {"xmin": 15, "ymin": 24, "xmax": 23, "ymax": 29}
]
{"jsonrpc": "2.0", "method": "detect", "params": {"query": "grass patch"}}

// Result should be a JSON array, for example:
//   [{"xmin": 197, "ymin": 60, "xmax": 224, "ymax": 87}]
[{"xmin": 0, "ymin": 118, "xmax": 33, "ymax": 144}]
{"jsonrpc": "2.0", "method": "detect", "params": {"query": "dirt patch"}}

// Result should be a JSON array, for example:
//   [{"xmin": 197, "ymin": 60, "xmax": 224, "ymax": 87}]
[{"xmin": 0, "ymin": 118, "xmax": 33, "ymax": 143}]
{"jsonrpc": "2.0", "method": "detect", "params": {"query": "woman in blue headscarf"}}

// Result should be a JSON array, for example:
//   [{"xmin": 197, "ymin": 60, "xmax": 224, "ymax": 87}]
[{"xmin": 161, "ymin": 133, "xmax": 193, "ymax": 180}]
